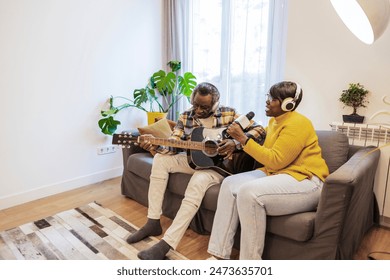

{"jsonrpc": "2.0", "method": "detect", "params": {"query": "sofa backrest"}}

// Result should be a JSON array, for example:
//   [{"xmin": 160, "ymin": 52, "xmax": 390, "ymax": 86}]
[{"xmin": 316, "ymin": 130, "xmax": 350, "ymax": 174}]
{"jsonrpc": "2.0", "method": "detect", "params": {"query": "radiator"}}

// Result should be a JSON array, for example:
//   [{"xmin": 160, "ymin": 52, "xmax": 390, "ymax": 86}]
[{"xmin": 329, "ymin": 122, "xmax": 390, "ymax": 147}]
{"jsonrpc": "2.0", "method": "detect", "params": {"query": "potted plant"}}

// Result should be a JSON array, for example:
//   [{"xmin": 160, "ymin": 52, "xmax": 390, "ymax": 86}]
[
  {"xmin": 98, "ymin": 60, "xmax": 197, "ymax": 135},
  {"xmin": 339, "ymin": 83, "xmax": 369, "ymax": 123}
]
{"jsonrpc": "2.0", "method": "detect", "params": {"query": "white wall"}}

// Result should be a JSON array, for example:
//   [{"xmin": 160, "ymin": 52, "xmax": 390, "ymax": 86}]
[
  {"xmin": 285, "ymin": 0, "xmax": 390, "ymax": 129},
  {"xmin": 0, "ymin": 0, "xmax": 163, "ymax": 209}
]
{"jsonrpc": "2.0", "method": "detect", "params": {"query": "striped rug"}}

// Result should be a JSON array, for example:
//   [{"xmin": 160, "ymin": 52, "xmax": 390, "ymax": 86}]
[{"xmin": 0, "ymin": 202, "xmax": 187, "ymax": 260}]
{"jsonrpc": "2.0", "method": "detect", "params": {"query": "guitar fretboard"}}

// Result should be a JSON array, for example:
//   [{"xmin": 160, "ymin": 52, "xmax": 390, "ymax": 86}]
[{"xmin": 144, "ymin": 137, "xmax": 205, "ymax": 151}]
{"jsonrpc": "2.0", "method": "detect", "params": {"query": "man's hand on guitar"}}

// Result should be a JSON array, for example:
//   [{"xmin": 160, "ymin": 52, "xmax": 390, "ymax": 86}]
[
  {"xmin": 139, "ymin": 134, "xmax": 158, "ymax": 156},
  {"xmin": 217, "ymin": 139, "xmax": 236, "ymax": 160}
]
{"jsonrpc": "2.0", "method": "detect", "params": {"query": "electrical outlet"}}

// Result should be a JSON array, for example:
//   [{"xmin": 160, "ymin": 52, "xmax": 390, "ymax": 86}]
[{"xmin": 97, "ymin": 145, "xmax": 117, "ymax": 155}]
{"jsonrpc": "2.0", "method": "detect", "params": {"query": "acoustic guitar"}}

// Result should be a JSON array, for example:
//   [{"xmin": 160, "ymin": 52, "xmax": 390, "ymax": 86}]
[{"xmin": 112, "ymin": 127, "xmax": 252, "ymax": 176}]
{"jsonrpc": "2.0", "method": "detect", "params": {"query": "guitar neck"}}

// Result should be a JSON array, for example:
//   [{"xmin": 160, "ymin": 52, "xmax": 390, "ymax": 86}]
[
  {"xmin": 145, "ymin": 137, "xmax": 204, "ymax": 151},
  {"xmin": 113, "ymin": 127, "xmax": 225, "ymax": 153}
]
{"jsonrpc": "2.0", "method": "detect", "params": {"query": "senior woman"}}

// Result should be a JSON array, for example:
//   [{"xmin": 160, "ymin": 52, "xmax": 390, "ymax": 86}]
[{"xmin": 207, "ymin": 81, "xmax": 329, "ymax": 260}]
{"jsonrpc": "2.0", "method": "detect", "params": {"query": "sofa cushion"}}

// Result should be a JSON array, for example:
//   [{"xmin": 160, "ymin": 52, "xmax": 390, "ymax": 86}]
[
  {"xmin": 167, "ymin": 173, "xmax": 191, "ymax": 196},
  {"xmin": 267, "ymin": 212, "xmax": 316, "ymax": 242},
  {"xmin": 127, "ymin": 153, "xmax": 153, "ymax": 180},
  {"xmin": 202, "ymin": 185, "xmax": 221, "ymax": 211},
  {"xmin": 316, "ymin": 130, "xmax": 349, "ymax": 173}
]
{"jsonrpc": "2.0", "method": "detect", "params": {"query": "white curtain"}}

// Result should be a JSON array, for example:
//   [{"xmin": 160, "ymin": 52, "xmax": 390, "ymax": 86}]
[
  {"xmin": 163, "ymin": 0, "xmax": 191, "ymax": 120},
  {"xmin": 165, "ymin": 0, "xmax": 288, "ymax": 125}
]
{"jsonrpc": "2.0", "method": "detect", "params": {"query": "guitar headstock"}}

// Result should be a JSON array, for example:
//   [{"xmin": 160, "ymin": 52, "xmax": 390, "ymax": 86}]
[{"xmin": 112, "ymin": 133, "xmax": 138, "ymax": 147}]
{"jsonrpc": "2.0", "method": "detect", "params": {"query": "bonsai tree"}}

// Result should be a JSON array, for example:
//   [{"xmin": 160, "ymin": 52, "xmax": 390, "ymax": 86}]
[
  {"xmin": 98, "ymin": 60, "xmax": 197, "ymax": 135},
  {"xmin": 339, "ymin": 83, "xmax": 369, "ymax": 115}
]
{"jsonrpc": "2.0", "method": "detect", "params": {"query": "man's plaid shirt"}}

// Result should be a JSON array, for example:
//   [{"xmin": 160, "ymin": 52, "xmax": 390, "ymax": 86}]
[{"xmin": 156, "ymin": 106, "xmax": 266, "ymax": 154}]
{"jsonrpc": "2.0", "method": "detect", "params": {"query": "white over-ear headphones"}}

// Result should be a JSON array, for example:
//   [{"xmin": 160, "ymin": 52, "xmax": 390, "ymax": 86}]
[
  {"xmin": 281, "ymin": 83, "xmax": 301, "ymax": 112},
  {"xmin": 211, "ymin": 101, "xmax": 219, "ymax": 112}
]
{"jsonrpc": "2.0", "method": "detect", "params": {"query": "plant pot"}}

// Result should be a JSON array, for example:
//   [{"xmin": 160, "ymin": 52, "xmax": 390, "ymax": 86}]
[
  {"xmin": 342, "ymin": 114, "xmax": 365, "ymax": 124},
  {"xmin": 147, "ymin": 112, "xmax": 167, "ymax": 125}
]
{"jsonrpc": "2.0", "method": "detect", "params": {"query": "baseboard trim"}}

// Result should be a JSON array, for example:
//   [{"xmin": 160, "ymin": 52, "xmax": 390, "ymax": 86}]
[
  {"xmin": 0, "ymin": 167, "xmax": 123, "ymax": 210},
  {"xmin": 379, "ymin": 216, "xmax": 390, "ymax": 229}
]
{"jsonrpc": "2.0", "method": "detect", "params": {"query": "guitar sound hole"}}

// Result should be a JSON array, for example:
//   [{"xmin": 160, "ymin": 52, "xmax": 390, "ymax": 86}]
[{"xmin": 203, "ymin": 140, "xmax": 218, "ymax": 157}]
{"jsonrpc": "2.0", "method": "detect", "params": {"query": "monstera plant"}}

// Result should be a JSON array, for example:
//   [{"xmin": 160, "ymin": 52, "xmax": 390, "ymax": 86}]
[{"xmin": 98, "ymin": 60, "xmax": 197, "ymax": 135}]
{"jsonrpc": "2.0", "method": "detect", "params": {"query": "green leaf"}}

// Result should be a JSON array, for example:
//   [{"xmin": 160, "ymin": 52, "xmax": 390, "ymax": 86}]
[
  {"xmin": 133, "ymin": 88, "xmax": 150, "ymax": 107},
  {"xmin": 100, "ymin": 108, "xmax": 118, "ymax": 117},
  {"xmin": 167, "ymin": 60, "xmax": 181, "ymax": 72},
  {"xmin": 98, "ymin": 116, "xmax": 121, "ymax": 135},
  {"xmin": 152, "ymin": 70, "xmax": 176, "ymax": 95},
  {"xmin": 178, "ymin": 72, "xmax": 197, "ymax": 97}
]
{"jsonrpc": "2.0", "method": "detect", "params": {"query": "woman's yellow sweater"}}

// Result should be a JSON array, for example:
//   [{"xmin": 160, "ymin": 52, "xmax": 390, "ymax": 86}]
[{"xmin": 243, "ymin": 111, "xmax": 329, "ymax": 182}]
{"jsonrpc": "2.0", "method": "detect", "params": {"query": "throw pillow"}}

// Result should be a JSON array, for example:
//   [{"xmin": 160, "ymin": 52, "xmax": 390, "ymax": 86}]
[
  {"xmin": 137, "ymin": 118, "xmax": 174, "ymax": 138},
  {"xmin": 154, "ymin": 117, "xmax": 177, "ymax": 131}
]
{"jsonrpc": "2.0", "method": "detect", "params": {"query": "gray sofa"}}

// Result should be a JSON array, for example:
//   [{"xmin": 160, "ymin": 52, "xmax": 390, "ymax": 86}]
[{"xmin": 119, "ymin": 130, "xmax": 380, "ymax": 259}]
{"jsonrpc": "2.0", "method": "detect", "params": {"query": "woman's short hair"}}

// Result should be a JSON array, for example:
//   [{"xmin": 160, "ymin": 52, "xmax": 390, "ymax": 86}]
[{"xmin": 269, "ymin": 81, "xmax": 303, "ymax": 111}]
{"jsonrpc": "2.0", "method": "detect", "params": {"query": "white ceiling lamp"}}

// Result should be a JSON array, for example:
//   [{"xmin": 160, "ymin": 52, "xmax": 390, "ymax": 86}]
[{"xmin": 330, "ymin": 0, "xmax": 390, "ymax": 44}]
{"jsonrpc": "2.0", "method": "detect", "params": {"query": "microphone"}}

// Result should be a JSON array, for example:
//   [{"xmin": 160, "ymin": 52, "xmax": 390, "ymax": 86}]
[
  {"xmin": 223, "ymin": 111, "xmax": 255, "ymax": 139},
  {"xmin": 235, "ymin": 111, "xmax": 255, "ymax": 130}
]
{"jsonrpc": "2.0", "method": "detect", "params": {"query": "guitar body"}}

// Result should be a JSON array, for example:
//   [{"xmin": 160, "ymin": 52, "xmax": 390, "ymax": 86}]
[{"xmin": 188, "ymin": 127, "xmax": 231, "ymax": 176}]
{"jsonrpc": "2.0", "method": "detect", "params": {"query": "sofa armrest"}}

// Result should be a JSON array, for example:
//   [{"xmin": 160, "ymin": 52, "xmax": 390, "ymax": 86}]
[
  {"xmin": 324, "ymin": 147, "xmax": 379, "ymax": 184},
  {"xmin": 313, "ymin": 147, "xmax": 380, "ymax": 249},
  {"xmin": 119, "ymin": 129, "xmax": 148, "ymax": 168}
]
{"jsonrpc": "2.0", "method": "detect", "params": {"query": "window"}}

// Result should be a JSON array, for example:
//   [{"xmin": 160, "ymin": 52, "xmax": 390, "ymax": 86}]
[{"xmin": 187, "ymin": 0, "xmax": 287, "ymax": 126}]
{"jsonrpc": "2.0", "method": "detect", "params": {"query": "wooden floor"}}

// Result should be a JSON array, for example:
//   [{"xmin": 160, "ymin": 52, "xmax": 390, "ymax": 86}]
[{"xmin": 1, "ymin": 176, "xmax": 390, "ymax": 260}]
